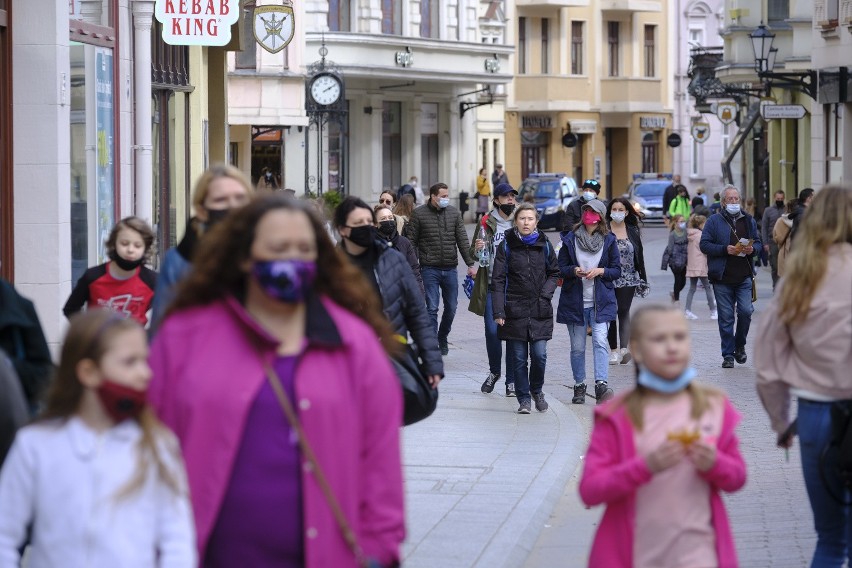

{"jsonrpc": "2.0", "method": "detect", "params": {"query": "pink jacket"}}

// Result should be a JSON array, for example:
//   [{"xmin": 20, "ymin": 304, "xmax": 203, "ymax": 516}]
[
  {"xmin": 148, "ymin": 295, "xmax": 405, "ymax": 568},
  {"xmin": 686, "ymin": 228, "xmax": 709, "ymax": 277},
  {"xmin": 578, "ymin": 394, "xmax": 746, "ymax": 568}
]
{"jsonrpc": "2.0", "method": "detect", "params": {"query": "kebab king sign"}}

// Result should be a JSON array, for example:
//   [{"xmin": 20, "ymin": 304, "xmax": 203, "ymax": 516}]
[{"xmin": 155, "ymin": 0, "xmax": 240, "ymax": 46}]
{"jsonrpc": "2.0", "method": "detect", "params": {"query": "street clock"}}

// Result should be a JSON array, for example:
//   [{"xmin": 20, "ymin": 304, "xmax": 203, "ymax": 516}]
[{"xmin": 309, "ymin": 73, "xmax": 343, "ymax": 106}]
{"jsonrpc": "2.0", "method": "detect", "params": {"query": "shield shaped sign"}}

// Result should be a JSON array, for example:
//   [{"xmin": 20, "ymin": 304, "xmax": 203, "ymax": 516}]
[
  {"xmin": 254, "ymin": 3, "xmax": 295, "ymax": 54},
  {"xmin": 716, "ymin": 101, "xmax": 738, "ymax": 125},
  {"xmin": 692, "ymin": 122, "xmax": 710, "ymax": 144}
]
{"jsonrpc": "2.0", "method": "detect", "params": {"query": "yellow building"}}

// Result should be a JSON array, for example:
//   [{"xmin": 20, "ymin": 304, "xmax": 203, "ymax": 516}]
[{"xmin": 505, "ymin": 1, "xmax": 673, "ymax": 199}]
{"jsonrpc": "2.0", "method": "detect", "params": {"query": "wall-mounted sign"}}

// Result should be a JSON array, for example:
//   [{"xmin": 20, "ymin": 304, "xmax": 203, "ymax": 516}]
[
  {"xmin": 254, "ymin": 2, "xmax": 294, "ymax": 54},
  {"xmin": 485, "ymin": 56, "xmax": 500, "ymax": 73},
  {"xmin": 522, "ymin": 115, "xmax": 553, "ymax": 129},
  {"xmin": 716, "ymin": 101, "xmax": 738, "ymax": 125},
  {"xmin": 395, "ymin": 47, "xmax": 413, "ymax": 68},
  {"xmin": 667, "ymin": 133, "xmax": 682, "ymax": 148},
  {"xmin": 155, "ymin": 0, "xmax": 240, "ymax": 46},
  {"xmin": 639, "ymin": 116, "xmax": 667, "ymax": 130},
  {"xmin": 562, "ymin": 133, "xmax": 579, "ymax": 148},
  {"xmin": 692, "ymin": 122, "xmax": 710, "ymax": 143},
  {"xmin": 569, "ymin": 120, "xmax": 597, "ymax": 134},
  {"xmin": 761, "ymin": 104, "xmax": 807, "ymax": 120}
]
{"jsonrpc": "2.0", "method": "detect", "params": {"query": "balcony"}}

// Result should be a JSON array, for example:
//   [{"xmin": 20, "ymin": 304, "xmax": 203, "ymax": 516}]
[
  {"xmin": 513, "ymin": 76, "xmax": 593, "ymax": 110},
  {"xmin": 600, "ymin": 0, "xmax": 662, "ymax": 13},
  {"xmin": 599, "ymin": 78, "xmax": 663, "ymax": 112}
]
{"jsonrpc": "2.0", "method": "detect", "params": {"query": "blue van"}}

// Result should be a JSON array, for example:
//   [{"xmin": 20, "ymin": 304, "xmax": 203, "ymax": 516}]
[{"xmin": 517, "ymin": 173, "xmax": 579, "ymax": 231}]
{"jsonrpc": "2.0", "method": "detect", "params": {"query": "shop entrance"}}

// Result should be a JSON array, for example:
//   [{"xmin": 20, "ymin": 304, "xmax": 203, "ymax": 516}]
[
  {"xmin": 252, "ymin": 127, "xmax": 284, "ymax": 189},
  {"xmin": 642, "ymin": 131, "xmax": 660, "ymax": 173},
  {"xmin": 521, "ymin": 130, "xmax": 549, "ymax": 180}
]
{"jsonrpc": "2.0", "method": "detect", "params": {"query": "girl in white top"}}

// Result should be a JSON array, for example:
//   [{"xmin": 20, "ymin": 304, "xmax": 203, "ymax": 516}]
[{"xmin": 0, "ymin": 310, "xmax": 196, "ymax": 568}]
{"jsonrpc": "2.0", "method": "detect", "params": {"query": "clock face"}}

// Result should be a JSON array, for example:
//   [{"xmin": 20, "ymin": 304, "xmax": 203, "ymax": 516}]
[{"xmin": 310, "ymin": 74, "xmax": 342, "ymax": 106}]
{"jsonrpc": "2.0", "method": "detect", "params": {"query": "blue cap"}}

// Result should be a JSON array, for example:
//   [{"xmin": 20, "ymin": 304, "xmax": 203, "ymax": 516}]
[{"xmin": 494, "ymin": 183, "xmax": 517, "ymax": 197}]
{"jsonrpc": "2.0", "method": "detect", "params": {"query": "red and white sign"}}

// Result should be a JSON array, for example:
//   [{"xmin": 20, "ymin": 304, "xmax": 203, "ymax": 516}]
[{"xmin": 155, "ymin": 0, "xmax": 240, "ymax": 46}]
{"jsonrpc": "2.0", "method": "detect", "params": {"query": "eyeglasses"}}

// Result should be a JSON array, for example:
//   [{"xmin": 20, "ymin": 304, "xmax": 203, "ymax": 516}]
[{"xmin": 379, "ymin": 199, "xmax": 393, "ymax": 206}]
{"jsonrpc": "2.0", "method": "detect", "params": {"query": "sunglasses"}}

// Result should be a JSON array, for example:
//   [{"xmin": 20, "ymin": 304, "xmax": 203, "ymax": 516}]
[
  {"xmin": 583, "ymin": 180, "xmax": 600, "ymax": 186},
  {"xmin": 379, "ymin": 199, "xmax": 393, "ymax": 205}
]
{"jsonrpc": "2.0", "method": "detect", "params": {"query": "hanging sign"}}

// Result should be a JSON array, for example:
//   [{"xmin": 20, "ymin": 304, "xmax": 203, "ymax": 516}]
[
  {"xmin": 691, "ymin": 122, "xmax": 710, "ymax": 143},
  {"xmin": 155, "ymin": 0, "xmax": 240, "ymax": 46},
  {"xmin": 254, "ymin": 2, "xmax": 295, "ymax": 54},
  {"xmin": 716, "ymin": 101, "xmax": 738, "ymax": 125}
]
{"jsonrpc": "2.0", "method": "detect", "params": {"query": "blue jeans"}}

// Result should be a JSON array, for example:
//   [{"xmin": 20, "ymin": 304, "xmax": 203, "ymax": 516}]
[
  {"xmin": 712, "ymin": 278, "xmax": 754, "ymax": 358},
  {"xmin": 484, "ymin": 292, "xmax": 515, "ymax": 384},
  {"xmin": 422, "ymin": 267, "xmax": 459, "ymax": 341},
  {"xmin": 798, "ymin": 399, "xmax": 852, "ymax": 567},
  {"xmin": 507, "ymin": 339, "xmax": 547, "ymax": 402},
  {"xmin": 568, "ymin": 307, "xmax": 610, "ymax": 384}
]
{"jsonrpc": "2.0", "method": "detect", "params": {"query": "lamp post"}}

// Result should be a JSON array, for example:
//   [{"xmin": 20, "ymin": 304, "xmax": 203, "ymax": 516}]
[{"xmin": 748, "ymin": 23, "xmax": 816, "ymax": 99}]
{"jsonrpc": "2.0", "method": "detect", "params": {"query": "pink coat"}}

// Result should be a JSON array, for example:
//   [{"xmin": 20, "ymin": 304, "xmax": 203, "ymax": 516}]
[
  {"xmin": 686, "ymin": 228, "xmax": 709, "ymax": 277},
  {"xmin": 578, "ymin": 394, "xmax": 746, "ymax": 568},
  {"xmin": 148, "ymin": 295, "xmax": 405, "ymax": 568}
]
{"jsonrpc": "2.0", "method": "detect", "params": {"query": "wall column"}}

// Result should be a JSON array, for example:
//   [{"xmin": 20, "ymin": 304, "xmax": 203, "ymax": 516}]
[{"xmin": 131, "ymin": 0, "xmax": 155, "ymax": 224}]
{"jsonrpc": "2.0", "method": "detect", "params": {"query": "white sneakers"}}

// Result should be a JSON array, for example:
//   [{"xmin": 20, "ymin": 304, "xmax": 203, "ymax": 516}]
[
  {"xmin": 684, "ymin": 310, "xmax": 699, "ymax": 320},
  {"xmin": 710, "ymin": 310, "xmax": 718, "ymax": 320},
  {"xmin": 609, "ymin": 350, "xmax": 621, "ymax": 365}
]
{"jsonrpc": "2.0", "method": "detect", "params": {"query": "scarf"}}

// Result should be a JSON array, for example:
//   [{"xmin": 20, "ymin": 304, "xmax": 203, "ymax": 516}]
[
  {"xmin": 574, "ymin": 226, "xmax": 605, "ymax": 253},
  {"xmin": 517, "ymin": 229, "xmax": 540, "ymax": 246}
]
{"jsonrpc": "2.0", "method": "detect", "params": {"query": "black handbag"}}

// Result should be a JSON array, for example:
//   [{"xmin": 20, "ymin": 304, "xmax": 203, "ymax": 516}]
[
  {"xmin": 821, "ymin": 400, "xmax": 852, "ymax": 505},
  {"xmin": 391, "ymin": 343, "xmax": 438, "ymax": 426}
]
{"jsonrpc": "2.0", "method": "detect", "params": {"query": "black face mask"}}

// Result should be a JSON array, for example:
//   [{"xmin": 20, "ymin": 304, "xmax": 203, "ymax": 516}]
[
  {"xmin": 499, "ymin": 203, "xmax": 515, "ymax": 216},
  {"xmin": 776, "ymin": 200, "xmax": 785, "ymax": 208},
  {"xmin": 377, "ymin": 220, "xmax": 397, "ymax": 238},
  {"xmin": 109, "ymin": 250, "xmax": 144, "ymax": 271},
  {"xmin": 346, "ymin": 225, "xmax": 376, "ymax": 247},
  {"xmin": 206, "ymin": 208, "xmax": 230, "ymax": 228}
]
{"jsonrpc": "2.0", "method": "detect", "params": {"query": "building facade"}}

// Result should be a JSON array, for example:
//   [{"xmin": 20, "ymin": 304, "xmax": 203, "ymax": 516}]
[{"xmin": 505, "ymin": 0, "xmax": 674, "ymax": 200}]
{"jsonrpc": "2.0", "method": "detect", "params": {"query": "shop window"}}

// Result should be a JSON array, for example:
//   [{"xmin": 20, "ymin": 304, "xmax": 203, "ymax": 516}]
[
  {"xmin": 644, "ymin": 25, "xmax": 656, "ymax": 78},
  {"xmin": 421, "ymin": 103, "xmax": 439, "ymax": 189},
  {"xmin": 518, "ymin": 17, "xmax": 527, "ymax": 74},
  {"xmin": 642, "ymin": 132, "xmax": 659, "ymax": 173},
  {"xmin": 382, "ymin": 0, "xmax": 402, "ymax": 35},
  {"xmin": 521, "ymin": 131, "xmax": 549, "ymax": 180},
  {"xmin": 236, "ymin": 2, "xmax": 257, "ymax": 69},
  {"xmin": 382, "ymin": 102, "xmax": 402, "ymax": 190},
  {"xmin": 541, "ymin": 19, "xmax": 550, "ymax": 74},
  {"xmin": 607, "ymin": 21, "xmax": 620, "ymax": 77},
  {"xmin": 421, "ymin": 0, "xmax": 439, "ymax": 38},
  {"xmin": 328, "ymin": 0, "xmax": 351, "ymax": 32},
  {"xmin": 571, "ymin": 21, "xmax": 584, "ymax": 75}
]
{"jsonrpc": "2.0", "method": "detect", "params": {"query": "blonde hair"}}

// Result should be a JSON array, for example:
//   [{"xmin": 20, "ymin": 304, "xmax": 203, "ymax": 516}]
[
  {"xmin": 669, "ymin": 214, "xmax": 685, "ymax": 232},
  {"xmin": 618, "ymin": 305, "xmax": 720, "ymax": 430},
  {"xmin": 778, "ymin": 185, "xmax": 852, "ymax": 325},
  {"xmin": 689, "ymin": 214, "xmax": 707, "ymax": 229},
  {"xmin": 191, "ymin": 164, "xmax": 253, "ymax": 210}
]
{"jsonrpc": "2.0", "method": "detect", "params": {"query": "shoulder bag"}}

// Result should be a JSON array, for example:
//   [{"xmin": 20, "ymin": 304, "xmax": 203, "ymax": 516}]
[
  {"xmin": 720, "ymin": 215, "xmax": 758, "ymax": 303},
  {"xmin": 391, "ymin": 337, "xmax": 439, "ymax": 426}
]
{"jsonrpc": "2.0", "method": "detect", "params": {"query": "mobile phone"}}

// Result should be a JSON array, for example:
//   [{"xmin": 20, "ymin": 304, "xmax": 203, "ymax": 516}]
[{"xmin": 778, "ymin": 419, "xmax": 797, "ymax": 447}]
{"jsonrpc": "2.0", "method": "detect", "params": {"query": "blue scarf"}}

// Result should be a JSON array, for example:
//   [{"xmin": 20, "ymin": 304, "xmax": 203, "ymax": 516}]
[{"xmin": 518, "ymin": 230, "xmax": 539, "ymax": 246}]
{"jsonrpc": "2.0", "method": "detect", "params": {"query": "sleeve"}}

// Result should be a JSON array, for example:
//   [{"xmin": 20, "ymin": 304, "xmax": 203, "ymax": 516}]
[
  {"xmin": 455, "ymin": 212, "xmax": 475, "ymax": 266},
  {"xmin": 750, "ymin": 216, "xmax": 762, "ymax": 251},
  {"xmin": 760, "ymin": 210, "xmax": 771, "ymax": 245},
  {"xmin": 13, "ymin": 302, "xmax": 54, "ymax": 407},
  {"xmin": 490, "ymin": 242, "xmax": 508, "ymax": 319},
  {"xmin": 541, "ymin": 246, "xmax": 560, "ymax": 300},
  {"xmin": 469, "ymin": 223, "xmax": 482, "ymax": 262},
  {"xmin": 63, "ymin": 269, "xmax": 93, "ymax": 319},
  {"xmin": 661, "ymin": 233, "xmax": 673, "ymax": 271},
  {"xmin": 632, "ymin": 230, "xmax": 648, "ymax": 282},
  {"xmin": 601, "ymin": 240, "xmax": 622, "ymax": 282},
  {"xmin": 155, "ymin": 439, "xmax": 198, "ymax": 568},
  {"xmin": 578, "ymin": 417, "xmax": 653, "ymax": 507},
  {"xmin": 407, "ymin": 210, "xmax": 421, "ymax": 252},
  {"xmin": 150, "ymin": 257, "xmax": 180, "ymax": 337},
  {"xmin": 401, "ymin": 240, "xmax": 424, "ymax": 297},
  {"xmin": 699, "ymin": 400, "xmax": 747, "ymax": 493},
  {"xmin": 700, "ymin": 218, "xmax": 728, "ymax": 258},
  {"xmin": 558, "ymin": 239, "xmax": 579, "ymax": 280},
  {"xmin": 753, "ymin": 295, "xmax": 796, "ymax": 435},
  {"xmin": 399, "ymin": 260, "xmax": 442, "ymax": 377},
  {"xmin": 0, "ymin": 434, "xmax": 35, "ymax": 567}
]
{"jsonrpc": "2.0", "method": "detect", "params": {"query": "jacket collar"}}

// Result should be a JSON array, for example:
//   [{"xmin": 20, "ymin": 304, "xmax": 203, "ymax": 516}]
[{"xmin": 506, "ymin": 228, "xmax": 546, "ymax": 248}]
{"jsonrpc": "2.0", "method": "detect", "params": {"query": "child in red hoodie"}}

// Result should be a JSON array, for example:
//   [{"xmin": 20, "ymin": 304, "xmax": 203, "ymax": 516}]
[{"xmin": 579, "ymin": 304, "xmax": 746, "ymax": 568}]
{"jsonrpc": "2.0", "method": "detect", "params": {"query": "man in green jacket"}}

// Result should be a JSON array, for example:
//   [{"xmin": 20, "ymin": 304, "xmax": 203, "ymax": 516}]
[
  {"xmin": 469, "ymin": 183, "xmax": 518, "ymax": 396},
  {"xmin": 409, "ymin": 182, "xmax": 477, "ymax": 355}
]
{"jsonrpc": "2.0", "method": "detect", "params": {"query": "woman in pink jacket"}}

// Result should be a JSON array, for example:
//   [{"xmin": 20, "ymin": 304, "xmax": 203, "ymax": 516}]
[
  {"xmin": 755, "ymin": 185, "xmax": 852, "ymax": 567},
  {"xmin": 579, "ymin": 304, "xmax": 746, "ymax": 568},
  {"xmin": 148, "ymin": 194, "xmax": 405, "ymax": 568},
  {"xmin": 684, "ymin": 214, "xmax": 717, "ymax": 320}
]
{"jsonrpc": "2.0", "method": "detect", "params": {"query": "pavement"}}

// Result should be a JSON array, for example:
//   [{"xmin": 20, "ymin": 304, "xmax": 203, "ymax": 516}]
[{"xmin": 401, "ymin": 222, "xmax": 817, "ymax": 568}]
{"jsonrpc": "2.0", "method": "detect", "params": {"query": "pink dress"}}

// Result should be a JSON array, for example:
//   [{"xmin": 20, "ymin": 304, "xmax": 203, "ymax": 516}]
[{"xmin": 633, "ymin": 392, "xmax": 724, "ymax": 568}]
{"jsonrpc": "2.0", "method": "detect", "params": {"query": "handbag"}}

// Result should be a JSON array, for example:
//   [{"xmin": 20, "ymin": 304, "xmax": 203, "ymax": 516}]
[
  {"xmin": 391, "ymin": 338, "xmax": 439, "ymax": 426},
  {"xmin": 634, "ymin": 279, "xmax": 651, "ymax": 298},
  {"xmin": 262, "ymin": 362, "xmax": 384, "ymax": 568},
  {"xmin": 751, "ymin": 276, "xmax": 758, "ymax": 303}
]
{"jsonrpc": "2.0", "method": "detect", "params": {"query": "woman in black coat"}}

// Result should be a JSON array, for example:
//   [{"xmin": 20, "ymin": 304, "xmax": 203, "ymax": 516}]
[
  {"xmin": 375, "ymin": 204, "xmax": 424, "ymax": 295},
  {"xmin": 491, "ymin": 203, "xmax": 560, "ymax": 414}
]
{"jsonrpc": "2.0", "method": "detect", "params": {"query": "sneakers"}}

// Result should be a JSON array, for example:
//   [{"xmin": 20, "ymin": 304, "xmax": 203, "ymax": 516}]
[
  {"xmin": 594, "ymin": 381, "xmax": 614, "ymax": 405},
  {"xmin": 572, "ymin": 383, "xmax": 587, "ymax": 404},
  {"xmin": 609, "ymin": 350, "xmax": 621, "ymax": 365},
  {"xmin": 619, "ymin": 348, "xmax": 632, "ymax": 365},
  {"xmin": 684, "ymin": 310, "xmax": 698, "ymax": 320},
  {"xmin": 505, "ymin": 383, "xmax": 516, "ymax": 398},
  {"xmin": 722, "ymin": 356, "xmax": 735, "ymax": 368},
  {"xmin": 481, "ymin": 372, "xmax": 499, "ymax": 394},
  {"xmin": 734, "ymin": 347, "xmax": 748, "ymax": 365},
  {"xmin": 517, "ymin": 399, "xmax": 532, "ymax": 414},
  {"xmin": 438, "ymin": 336, "xmax": 449, "ymax": 356},
  {"xmin": 533, "ymin": 392, "xmax": 549, "ymax": 412},
  {"xmin": 710, "ymin": 310, "xmax": 718, "ymax": 320}
]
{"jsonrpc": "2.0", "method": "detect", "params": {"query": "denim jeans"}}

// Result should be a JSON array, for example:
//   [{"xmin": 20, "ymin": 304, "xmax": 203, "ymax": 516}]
[
  {"xmin": 712, "ymin": 278, "xmax": 753, "ymax": 358},
  {"xmin": 484, "ymin": 292, "xmax": 515, "ymax": 384},
  {"xmin": 798, "ymin": 399, "xmax": 852, "ymax": 567},
  {"xmin": 422, "ymin": 267, "xmax": 459, "ymax": 340},
  {"xmin": 568, "ymin": 307, "xmax": 610, "ymax": 384},
  {"xmin": 507, "ymin": 339, "xmax": 547, "ymax": 402}
]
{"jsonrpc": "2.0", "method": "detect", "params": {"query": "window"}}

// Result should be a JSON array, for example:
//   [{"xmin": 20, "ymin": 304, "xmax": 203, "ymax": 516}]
[
  {"xmin": 826, "ymin": 104, "xmax": 843, "ymax": 181},
  {"xmin": 768, "ymin": 0, "xmax": 789, "ymax": 23},
  {"xmin": 688, "ymin": 27, "xmax": 704, "ymax": 48},
  {"xmin": 382, "ymin": 0, "xmax": 402, "ymax": 35},
  {"xmin": 571, "ymin": 21, "xmax": 584, "ymax": 75},
  {"xmin": 382, "ymin": 102, "xmax": 402, "ymax": 190},
  {"xmin": 328, "ymin": 0, "xmax": 351, "ymax": 32},
  {"xmin": 420, "ymin": 0, "xmax": 438, "ymax": 38},
  {"xmin": 541, "ymin": 19, "xmax": 550, "ymax": 74},
  {"xmin": 521, "ymin": 131, "xmax": 549, "ymax": 180},
  {"xmin": 641, "ymin": 132, "xmax": 658, "ymax": 173},
  {"xmin": 691, "ymin": 138, "xmax": 702, "ymax": 176},
  {"xmin": 518, "ymin": 17, "xmax": 527, "ymax": 74},
  {"xmin": 644, "ymin": 25, "xmax": 655, "ymax": 78},
  {"xmin": 826, "ymin": 0, "xmax": 839, "ymax": 22},
  {"xmin": 607, "ymin": 21, "xmax": 620, "ymax": 77},
  {"xmin": 236, "ymin": 3, "xmax": 256, "ymax": 69}
]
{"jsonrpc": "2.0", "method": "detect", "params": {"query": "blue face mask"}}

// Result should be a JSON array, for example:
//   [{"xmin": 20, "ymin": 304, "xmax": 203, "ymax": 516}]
[
  {"xmin": 438, "ymin": 197, "xmax": 450, "ymax": 209},
  {"xmin": 637, "ymin": 365, "xmax": 697, "ymax": 394},
  {"xmin": 725, "ymin": 203, "xmax": 741, "ymax": 216},
  {"xmin": 252, "ymin": 259, "xmax": 317, "ymax": 304},
  {"xmin": 583, "ymin": 191, "xmax": 596, "ymax": 201}
]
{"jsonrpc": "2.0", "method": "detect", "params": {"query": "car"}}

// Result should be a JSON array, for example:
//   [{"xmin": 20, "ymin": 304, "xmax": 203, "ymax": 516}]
[
  {"xmin": 625, "ymin": 174, "xmax": 673, "ymax": 223},
  {"xmin": 517, "ymin": 173, "xmax": 579, "ymax": 231}
]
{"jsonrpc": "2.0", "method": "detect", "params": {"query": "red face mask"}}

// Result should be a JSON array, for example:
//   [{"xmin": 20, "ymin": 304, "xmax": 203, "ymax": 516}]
[
  {"xmin": 97, "ymin": 380, "xmax": 147, "ymax": 423},
  {"xmin": 582, "ymin": 211, "xmax": 602, "ymax": 226}
]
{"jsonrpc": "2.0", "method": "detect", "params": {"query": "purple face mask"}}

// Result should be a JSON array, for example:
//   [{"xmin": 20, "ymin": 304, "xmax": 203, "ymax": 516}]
[{"xmin": 252, "ymin": 259, "xmax": 317, "ymax": 304}]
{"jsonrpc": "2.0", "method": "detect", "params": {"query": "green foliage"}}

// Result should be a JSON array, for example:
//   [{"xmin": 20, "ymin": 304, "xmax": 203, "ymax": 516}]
[{"xmin": 320, "ymin": 190, "xmax": 343, "ymax": 211}]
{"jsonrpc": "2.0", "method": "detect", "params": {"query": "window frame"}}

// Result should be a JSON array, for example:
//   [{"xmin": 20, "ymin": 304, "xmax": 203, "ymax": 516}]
[
  {"xmin": 571, "ymin": 21, "xmax": 584, "ymax": 75},
  {"xmin": 518, "ymin": 17, "xmax": 527, "ymax": 74},
  {"xmin": 541, "ymin": 18, "xmax": 549, "ymax": 74},
  {"xmin": 328, "ymin": 0, "xmax": 351, "ymax": 32},
  {"xmin": 382, "ymin": 0, "xmax": 402, "ymax": 35},
  {"xmin": 644, "ymin": 25, "xmax": 656, "ymax": 78},
  {"xmin": 607, "ymin": 21, "xmax": 620, "ymax": 77}
]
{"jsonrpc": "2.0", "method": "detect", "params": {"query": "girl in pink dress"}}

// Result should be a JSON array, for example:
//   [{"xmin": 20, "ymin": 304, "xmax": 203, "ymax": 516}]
[{"xmin": 579, "ymin": 305, "xmax": 747, "ymax": 568}]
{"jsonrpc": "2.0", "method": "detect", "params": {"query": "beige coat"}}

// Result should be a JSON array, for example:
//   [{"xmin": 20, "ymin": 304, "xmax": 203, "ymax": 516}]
[
  {"xmin": 773, "ymin": 214, "xmax": 793, "ymax": 277},
  {"xmin": 686, "ymin": 228, "xmax": 708, "ymax": 277},
  {"xmin": 755, "ymin": 243, "xmax": 852, "ymax": 434}
]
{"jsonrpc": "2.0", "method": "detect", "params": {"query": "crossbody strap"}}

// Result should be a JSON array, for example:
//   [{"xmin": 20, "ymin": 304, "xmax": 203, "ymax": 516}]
[{"xmin": 262, "ymin": 362, "xmax": 368, "ymax": 567}]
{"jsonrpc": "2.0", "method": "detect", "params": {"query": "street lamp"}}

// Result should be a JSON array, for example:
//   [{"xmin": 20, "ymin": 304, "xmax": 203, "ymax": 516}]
[
  {"xmin": 749, "ymin": 23, "xmax": 775, "ymax": 74},
  {"xmin": 748, "ymin": 23, "xmax": 816, "ymax": 99}
]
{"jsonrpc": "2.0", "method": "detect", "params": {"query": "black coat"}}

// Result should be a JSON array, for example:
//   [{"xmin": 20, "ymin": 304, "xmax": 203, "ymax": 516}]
[
  {"xmin": 490, "ymin": 230, "xmax": 560, "ymax": 342},
  {"xmin": 626, "ymin": 223, "xmax": 648, "ymax": 282},
  {"xmin": 386, "ymin": 232, "xmax": 424, "ymax": 296}
]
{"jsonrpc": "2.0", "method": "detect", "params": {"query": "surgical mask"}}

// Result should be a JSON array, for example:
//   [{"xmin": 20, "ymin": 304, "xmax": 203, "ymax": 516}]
[
  {"xmin": 108, "ymin": 250, "xmax": 144, "ymax": 271},
  {"xmin": 377, "ymin": 220, "xmax": 397, "ymax": 238},
  {"xmin": 583, "ymin": 191, "xmax": 596, "ymax": 201},
  {"xmin": 499, "ymin": 203, "xmax": 515, "ymax": 216},
  {"xmin": 345, "ymin": 225, "xmax": 376, "ymax": 248},
  {"xmin": 677, "ymin": 222, "xmax": 687, "ymax": 230},
  {"xmin": 205, "ymin": 208, "xmax": 230, "ymax": 228},
  {"xmin": 252, "ymin": 259, "xmax": 317, "ymax": 304},
  {"xmin": 775, "ymin": 200, "xmax": 784, "ymax": 208},
  {"xmin": 437, "ymin": 197, "xmax": 450, "ymax": 209},
  {"xmin": 97, "ymin": 380, "xmax": 147, "ymax": 423},
  {"xmin": 637, "ymin": 366, "xmax": 697, "ymax": 394},
  {"xmin": 725, "ymin": 203, "xmax": 741, "ymax": 216},
  {"xmin": 610, "ymin": 212, "xmax": 626, "ymax": 223},
  {"xmin": 582, "ymin": 211, "xmax": 601, "ymax": 225}
]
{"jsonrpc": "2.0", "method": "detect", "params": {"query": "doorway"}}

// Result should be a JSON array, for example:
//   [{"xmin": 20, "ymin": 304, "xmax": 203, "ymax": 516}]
[
  {"xmin": 521, "ymin": 130, "xmax": 549, "ymax": 179},
  {"xmin": 251, "ymin": 126, "xmax": 284, "ymax": 189}
]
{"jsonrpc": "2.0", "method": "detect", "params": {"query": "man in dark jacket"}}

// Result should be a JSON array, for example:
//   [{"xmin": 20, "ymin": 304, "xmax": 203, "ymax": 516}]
[
  {"xmin": 788, "ymin": 187, "xmax": 814, "ymax": 243},
  {"xmin": 564, "ymin": 179, "xmax": 603, "ymax": 230},
  {"xmin": 699, "ymin": 186, "xmax": 762, "ymax": 368},
  {"xmin": 491, "ymin": 164, "xmax": 508, "ymax": 188},
  {"xmin": 0, "ymin": 278, "xmax": 53, "ymax": 413},
  {"xmin": 408, "ymin": 183, "xmax": 477, "ymax": 355},
  {"xmin": 761, "ymin": 189, "xmax": 786, "ymax": 289}
]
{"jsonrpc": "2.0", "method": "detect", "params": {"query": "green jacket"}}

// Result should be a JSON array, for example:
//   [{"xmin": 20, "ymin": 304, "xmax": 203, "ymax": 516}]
[
  {"xmin": 668, "ymin": 195, "xmax": 691, "ymax": 219},
  {"xmin": 408, "ymin": 202, "xmax": 475, "ymax": 269}
]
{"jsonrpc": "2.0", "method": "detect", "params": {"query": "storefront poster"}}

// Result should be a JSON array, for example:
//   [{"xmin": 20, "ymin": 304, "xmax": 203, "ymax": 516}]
[{"xmin": 95, "ymin": 48, "xmax": 114, "ymax": 263}]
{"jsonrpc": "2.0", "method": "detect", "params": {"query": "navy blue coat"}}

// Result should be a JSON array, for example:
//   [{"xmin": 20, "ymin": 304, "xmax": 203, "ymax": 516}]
[
  {"xmin": 699, "ymin": 211, "xmax": 761, "ymax": 282},
  {"xmin": 556, "ymin": 231, "xmax": 621, "ymax": 325}
]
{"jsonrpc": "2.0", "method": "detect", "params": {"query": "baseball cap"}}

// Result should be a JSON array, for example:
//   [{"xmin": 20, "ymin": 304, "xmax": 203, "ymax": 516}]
[
  {"xmin": 582, "ymin": 179, "xmax": 602, "ymax": 193},
  {"xmin": 494, "ymin": 183, "xmax": 518, "ymax": 198},
  {"xmin": 582, "ymin": 199, "xmax": 607, "ymax": 217}
]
